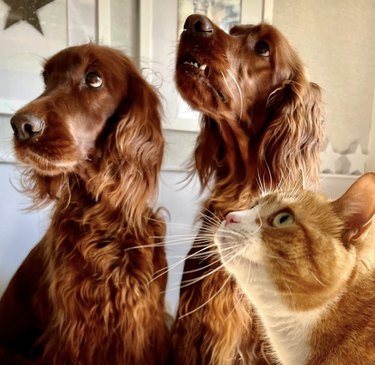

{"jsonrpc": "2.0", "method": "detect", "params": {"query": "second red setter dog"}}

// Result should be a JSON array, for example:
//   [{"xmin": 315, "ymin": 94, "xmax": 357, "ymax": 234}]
[
  {"xmin": 0, "ymin": 44, "xmax": 168, "ymax": 365},
  {"xmin": 170, "ymin": 15, "xmax": 324, "ymax": 364}
]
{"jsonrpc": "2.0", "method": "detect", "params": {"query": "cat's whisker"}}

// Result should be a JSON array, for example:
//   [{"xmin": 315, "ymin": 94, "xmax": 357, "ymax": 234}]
[
  {"xmin": 123, "ymin": 243, "xmax": 164, "ymax": 252},
  {"xmin": 148, "ymin": 242, "xmax": 220, "ymax": 285},
  {"xmin": 196, "ymin": 226, "xmax": 221, "ymax": 235},
  {"xmin": 279, "ymin": 278, "xmax": 297, "ymax": 310},
  {"xmin": 257, "ymin": 170, "xmax": 268, "ymax": 196},
  {"xmin": 199, "ymin": 212, "xmax": 222, "ymax": 227},
  {"xmin": 159, "ymin": 232, "xmax": 217, "ymax": 244},
  {"xmin": 122, "ymin": 237, "xmax": 207, "ymax": 253},
  {"xmin": 163, "ymin": 249, "xmax": 236, "ymax": 294},
  {"xmin": 178, "ymin": 247, "xmax": 243, "ymax": 289},
  {"xmin": 224, "ymin": 289, "xmax": 247, "ymax": 322},
  {"xmin": 152, "ymin": 233, "xmax": 205, "ymax": 240},
  {"xmin": 165, "ymin": 239, "xmax": 207, "ymax": 247},
  {"xmin": 215, "ymin": 227, "xmax": 245, "ymax": 239},
  {"xmin": 220, "ymin": 70, "xmax": 237, "ymax": 104},
  {"xmin": 178, "ymin": 248, "xmax": 246, "ymax": 319},
  {"xmin": 167, "ymin": 255, "xmax": 196, "ymax": 259},
  {"xmin": 180, "ymin": 244, "xmax": 241, "ymax": 276},
  {"xmin": 359, "ymin": 258, "xmax": 371, "ymax": 271},
  {"xmin": 178, "ymin": 275, "xmax": 232, "ymax": 319},
  {"xmin": 223, "ymin": 69, "xmax": 244, "ymax": 122},
  {"xmin": 263, "ymin": 158, "xmax": 274, "ymax": 190},
  {"xmin": 284, "ymin": 177, "xmax": 303, "ymax": 198},
  {"xmin": 147, "ymin": 216, "xmax": 196, "ymax": 228},
  {"xmin": 310, "ymin": 271, "xmax": 327, "ymax": 287},
  {"xmin": 201, "ymin": 208, "xmax": 225, "ymax": 225},
  {"xmin": 166, "ymin": 235, "xmax": 208, "ymax": 243}
]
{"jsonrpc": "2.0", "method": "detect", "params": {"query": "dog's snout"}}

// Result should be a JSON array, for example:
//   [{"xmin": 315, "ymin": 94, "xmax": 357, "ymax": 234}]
[
  {"xmin": 183, "ymin": 14, "xmax": 214, "ymax": 35},
  {"xmin": 10, "ymin": 114, "xmax": 45, "ymax": 142}
]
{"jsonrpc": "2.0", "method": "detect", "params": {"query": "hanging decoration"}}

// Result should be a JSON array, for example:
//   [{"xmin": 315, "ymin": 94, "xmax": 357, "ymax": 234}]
[{"xmin": 3, "ymin": 0, "xmax": 54, "ymax": 35}]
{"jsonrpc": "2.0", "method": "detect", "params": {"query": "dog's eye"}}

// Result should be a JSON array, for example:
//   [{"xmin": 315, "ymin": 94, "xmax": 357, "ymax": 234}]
[
  {"xmin": 254, "ymin": 41, "xmax": 270, "ymax": 57},
  {"xmin": 85, "ymin": 72, "xmax": 103, "ymax": 88}
]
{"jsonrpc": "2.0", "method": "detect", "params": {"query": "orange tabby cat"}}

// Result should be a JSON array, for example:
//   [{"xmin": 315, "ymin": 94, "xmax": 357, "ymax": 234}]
[{"xmin": 215, "ymin": 173, "xmax": 375, "ymax": 365}]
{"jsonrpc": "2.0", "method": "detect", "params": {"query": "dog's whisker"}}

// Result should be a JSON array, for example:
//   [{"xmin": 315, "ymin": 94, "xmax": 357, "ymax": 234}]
[{"xmin": 224, "ymin": 69, "xmax": 244, "ymax": 121}]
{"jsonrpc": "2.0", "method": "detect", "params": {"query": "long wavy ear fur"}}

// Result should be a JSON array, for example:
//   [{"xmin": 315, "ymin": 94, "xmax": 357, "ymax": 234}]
[
  {"xmin": 187, "ymin": 116, "xmax": 221, "ymax": 189},
  {"xmin": 257, "ymin": 79, "xmax": 324, "ymax": 189},
  {"xmin": 88, "ymin": 66, "xmax": 164, "ymax": 230},
  {"xmin": 188, "ymin": 114, "xmax": 250, "ymax": 193},
  {"xmin": 188, "ymin": 74, "xmax": 324, "ymax": 195}
]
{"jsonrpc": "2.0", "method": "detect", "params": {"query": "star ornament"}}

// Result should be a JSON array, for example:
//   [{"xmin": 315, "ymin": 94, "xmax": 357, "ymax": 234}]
[
  {"xmin": 3, "ymin": 0, "xmax": 54, "ymax": 35},
  {"xmin": 320, "ymin": 141, "xmax": 341, "ymax": 174},
  {"xmin": 346, "ymin": 143, "xmax": 367, "ymax": 175}
]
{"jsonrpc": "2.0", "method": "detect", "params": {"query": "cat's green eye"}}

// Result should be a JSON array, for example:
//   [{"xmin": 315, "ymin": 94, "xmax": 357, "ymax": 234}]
[{"xmin": 272, "ymin": 211, "xmax": 294, "ymax": 227}]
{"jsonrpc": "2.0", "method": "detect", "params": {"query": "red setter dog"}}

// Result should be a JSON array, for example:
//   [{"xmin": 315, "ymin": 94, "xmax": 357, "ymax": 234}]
[
  {"xmin": 170, "ymin": 15, "xmax": 324, "ymax": 364},
  {"xmin": 0, "ymin": 44, "xmax": 168, "ymax": 365}
]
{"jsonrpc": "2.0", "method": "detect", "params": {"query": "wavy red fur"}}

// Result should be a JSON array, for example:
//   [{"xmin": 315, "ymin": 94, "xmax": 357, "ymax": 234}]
[
  {"xmin": 170, "ymin": 16, "xmax": 324, "ymax": 364},
  {"xmin": 0, "ymin": 44, "xmax": 168, "ymax": 365}
]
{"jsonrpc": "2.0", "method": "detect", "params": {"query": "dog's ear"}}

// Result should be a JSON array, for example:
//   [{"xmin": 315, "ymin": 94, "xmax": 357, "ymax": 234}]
[
  {"xmin": 257, "ymin": 80, "xmax": 324, "ymax": 189},
  {"xmin": 90, "ymin": 67, "xmax": 164, "ymax": 230},
  {"xmin": 189, "ymin": 115, "xmax": 221, "ymax": 189}
]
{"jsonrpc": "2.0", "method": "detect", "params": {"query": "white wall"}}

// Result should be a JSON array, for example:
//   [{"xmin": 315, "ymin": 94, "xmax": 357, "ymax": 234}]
[
  {"xmin": 0, "ymin": 164, "xmax": 50, "ymax": 292},
  {"xmin": 272, "ymin": 0, "xmax": 375, "ymax": 155},
  {"xmin": 158, "ymin": 170, "xmax": 202, "ymax": 314}
]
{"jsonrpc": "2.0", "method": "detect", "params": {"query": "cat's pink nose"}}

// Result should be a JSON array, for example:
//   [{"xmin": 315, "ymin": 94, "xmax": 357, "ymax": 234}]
[{"xmin": 225, "ymin": 212, "xmax": 240, "ymax": 224}]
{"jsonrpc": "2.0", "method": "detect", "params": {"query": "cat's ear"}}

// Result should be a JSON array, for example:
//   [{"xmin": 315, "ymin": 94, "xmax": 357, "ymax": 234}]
[{"xmin": 332, "ymin": 173, "xmax": 375, "ymax": 242}]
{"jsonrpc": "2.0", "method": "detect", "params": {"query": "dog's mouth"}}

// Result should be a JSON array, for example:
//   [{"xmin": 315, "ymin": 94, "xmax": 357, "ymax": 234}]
[
  {"xmin": 180, "ymin": 54, "xmax": 210, "ymax": 76},
  {"xmin": 19, "ymin": 148, "xmax": 78, "ymax": 176},
  {"xmin": 177, "ymin": 54, "xmax": 226, "ymax": 102}
]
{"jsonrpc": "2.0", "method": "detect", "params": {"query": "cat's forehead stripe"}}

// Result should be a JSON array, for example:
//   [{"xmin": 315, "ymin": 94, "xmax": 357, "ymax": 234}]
[
  {"xmin": 261, "ymin": 192, "xmax": 299, "ymax": 208},
  {"xmin": 261, "ymin": 190, "xmax": 323, "ymax": 207}
]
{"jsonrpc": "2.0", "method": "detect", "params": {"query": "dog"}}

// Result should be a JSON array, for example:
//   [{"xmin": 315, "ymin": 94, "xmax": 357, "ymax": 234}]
[
  {"xmin": 0, "ymin": 44, "xmax": 168, "ymax": 365},
  {"xmin": 170, "ymin": 15, "xmax": 324, "ymax": 364}
]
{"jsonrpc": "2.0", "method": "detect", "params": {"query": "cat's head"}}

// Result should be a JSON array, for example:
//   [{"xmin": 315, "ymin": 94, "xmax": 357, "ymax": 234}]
[{"xmin": 215, "ymin": 172, "xmax": 375, "ymax": 311}]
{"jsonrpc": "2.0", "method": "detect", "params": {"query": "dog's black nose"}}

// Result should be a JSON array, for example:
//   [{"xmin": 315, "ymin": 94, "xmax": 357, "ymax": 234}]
[
  {"xmin": 10, "ymin": 113, "xmax": 45, "ymax": 142},
  {"xmin": 183, "ymin": 14, "xmax": 214, "ymax": 35}
]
